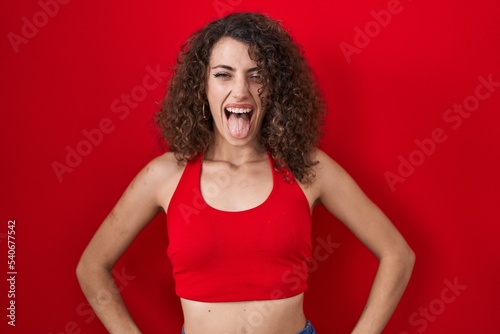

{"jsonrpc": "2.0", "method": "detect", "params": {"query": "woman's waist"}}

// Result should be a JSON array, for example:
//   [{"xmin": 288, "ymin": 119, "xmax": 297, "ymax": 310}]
[{"xmin": 180, "ymin": 293, "xmax": 306, "ymax": 334}]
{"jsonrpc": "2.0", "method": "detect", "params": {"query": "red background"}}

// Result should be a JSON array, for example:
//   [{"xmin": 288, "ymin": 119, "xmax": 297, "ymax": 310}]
[{"xmin": 1, "ymin": 0, "xmax": 499, "ymax": 333}]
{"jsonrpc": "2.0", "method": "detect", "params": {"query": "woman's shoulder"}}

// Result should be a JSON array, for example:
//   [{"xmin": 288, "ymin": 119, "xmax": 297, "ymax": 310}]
[
  {"xmin": 310, "ymin": 148, "xmax": 349, "ymax": 184},
  {"xmin": 142, "ymin": 151, "xmax": 186, "ymax": 180},
  {"xmin": 129, "ymin": 152, "xmax": 188, "ymax": 209},
  {"xmin": 149, "ymin": 151, "xmax": 182, "ymax": 167},
  {"xmin": 311, "ymin": 148, "xmax": 340, "ymax": 170},
  {"xmin": 129, "ymin": 151, "xmax": 186, "ymax": 192}
]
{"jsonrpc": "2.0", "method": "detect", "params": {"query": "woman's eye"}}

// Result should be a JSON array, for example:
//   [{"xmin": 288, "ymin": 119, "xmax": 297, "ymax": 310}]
[
  {"xmin": 213, "ymin": 73, "xmax": 230, "ymax": 78},
  {"xmin": 250, "ymin": 74, "xmax": 262, "ymax": 83}
]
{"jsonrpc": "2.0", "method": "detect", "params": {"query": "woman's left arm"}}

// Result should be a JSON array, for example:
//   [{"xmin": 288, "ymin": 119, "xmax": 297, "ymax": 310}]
[{"xmin": 313, "ymin": 150, "xmax": 415, "ymax": 334}]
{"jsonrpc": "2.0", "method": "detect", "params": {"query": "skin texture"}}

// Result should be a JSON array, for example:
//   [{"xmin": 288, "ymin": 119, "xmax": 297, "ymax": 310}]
[{"xmin": 76, "ymin": 38, "xmax": 415, "ymax": 334}]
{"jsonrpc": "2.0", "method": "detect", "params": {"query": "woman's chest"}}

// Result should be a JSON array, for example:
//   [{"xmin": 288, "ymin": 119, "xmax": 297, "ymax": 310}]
[{"xmin": 200, "ymin": 160, "xmax": 273, "ymax": 212}]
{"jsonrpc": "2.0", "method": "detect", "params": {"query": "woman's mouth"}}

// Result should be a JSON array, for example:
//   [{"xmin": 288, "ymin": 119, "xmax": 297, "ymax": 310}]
[{"xmin": 224, "ymin": 106, "xmax": 254, "ymax": 138}]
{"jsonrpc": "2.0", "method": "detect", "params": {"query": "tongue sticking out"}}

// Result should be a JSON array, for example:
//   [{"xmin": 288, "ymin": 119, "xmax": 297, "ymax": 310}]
[{"xmin": 227, "ymin": 113, "xmax": 250, "ymax": 138}]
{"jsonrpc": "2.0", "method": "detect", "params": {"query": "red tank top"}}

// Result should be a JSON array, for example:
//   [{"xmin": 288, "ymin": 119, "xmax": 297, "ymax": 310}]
[{"xmin": 166, "ymin": 153, "xmax": 312, "ymax": 302}]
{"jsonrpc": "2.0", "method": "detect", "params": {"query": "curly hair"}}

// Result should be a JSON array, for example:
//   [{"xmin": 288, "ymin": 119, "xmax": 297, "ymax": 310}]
[{"xmin": 156, "ymin": 12, "xmax": 326, "ymax": 184}]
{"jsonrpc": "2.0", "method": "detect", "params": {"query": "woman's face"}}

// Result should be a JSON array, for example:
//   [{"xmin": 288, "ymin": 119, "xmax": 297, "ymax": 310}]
[{"xmin": 206, "ymin": 37, "xmax": 265, "ymax": 147}]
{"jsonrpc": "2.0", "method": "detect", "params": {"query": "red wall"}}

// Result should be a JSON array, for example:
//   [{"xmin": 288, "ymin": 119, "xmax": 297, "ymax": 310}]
[{"xmin": 1, "ymin": 0, "xmax": 499, "ymax": 333}]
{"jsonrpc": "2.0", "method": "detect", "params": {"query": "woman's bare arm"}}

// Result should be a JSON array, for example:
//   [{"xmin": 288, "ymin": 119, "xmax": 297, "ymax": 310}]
[
  {"xmin": 76, "ymin": 153, "xmax": 181, "ymax": 333},
  {"xmin": 313, "ymin": 150, "xmax": 415, "ymax": 334}
]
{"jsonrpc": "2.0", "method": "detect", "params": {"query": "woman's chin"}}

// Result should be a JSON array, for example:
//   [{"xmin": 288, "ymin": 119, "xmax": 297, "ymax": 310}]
[{"xmin": 215, "ymin": 130, "xmax": 259, "ymax": 147}]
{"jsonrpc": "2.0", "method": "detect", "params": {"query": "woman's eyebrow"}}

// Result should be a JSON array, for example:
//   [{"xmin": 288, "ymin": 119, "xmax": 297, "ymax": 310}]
[
  {"xmin": 211, "ymin": 64, "xmax": 260, "ymax": 73},
  {"xmin": 212, "ymin": 64, "xmax": 235, "ymax": 71}
]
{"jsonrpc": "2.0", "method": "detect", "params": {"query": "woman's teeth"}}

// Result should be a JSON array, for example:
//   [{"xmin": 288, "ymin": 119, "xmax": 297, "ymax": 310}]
[{"xmin": 224, "ymin": 107, "xmax": 253, "ymax": 120}]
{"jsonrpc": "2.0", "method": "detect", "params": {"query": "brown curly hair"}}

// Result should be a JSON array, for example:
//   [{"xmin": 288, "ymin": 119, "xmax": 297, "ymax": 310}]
[{"xmin": 157, "ymin": 12, "xmax": 326, "ymax": 184}]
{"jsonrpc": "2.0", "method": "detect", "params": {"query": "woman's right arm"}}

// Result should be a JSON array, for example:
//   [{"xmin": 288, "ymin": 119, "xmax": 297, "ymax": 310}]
[{"xmin": 76, "ymin": 153, "xmax": 180, "ymax": 333}]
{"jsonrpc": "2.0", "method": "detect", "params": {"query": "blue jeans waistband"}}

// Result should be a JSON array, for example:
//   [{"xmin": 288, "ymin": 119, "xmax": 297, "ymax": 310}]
[{"xmin": 298, "ymin": 320, "xmax": 316, "ymax": 334}]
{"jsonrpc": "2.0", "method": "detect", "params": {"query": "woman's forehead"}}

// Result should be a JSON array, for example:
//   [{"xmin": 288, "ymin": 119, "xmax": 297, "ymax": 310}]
[{"xmin": 209, "ymin": 37, "xmax": 257, "ymax": 69}]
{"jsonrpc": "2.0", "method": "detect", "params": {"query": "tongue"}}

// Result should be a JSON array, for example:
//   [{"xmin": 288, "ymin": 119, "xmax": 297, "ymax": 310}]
[{"xmin": 227, "ymin": 113, "xmax": 250, "ymax": 138}]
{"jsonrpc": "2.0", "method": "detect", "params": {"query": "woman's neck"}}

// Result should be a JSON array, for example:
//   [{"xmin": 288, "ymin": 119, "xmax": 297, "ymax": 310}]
[{"xmin": 205, "ymin": 137, "xmax": 266, "ymax": 166}]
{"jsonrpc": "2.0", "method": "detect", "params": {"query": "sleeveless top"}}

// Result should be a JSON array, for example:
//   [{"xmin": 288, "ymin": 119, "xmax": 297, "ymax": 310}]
[{"xmin": 166, "ymin": 153, "xmax": 312, "ymax": 302}]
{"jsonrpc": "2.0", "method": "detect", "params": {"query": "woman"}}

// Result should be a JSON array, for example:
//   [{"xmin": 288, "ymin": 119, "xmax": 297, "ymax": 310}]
[{"xmin": 76, "ymin": 12, "xmax": 415, "ymax": 334}]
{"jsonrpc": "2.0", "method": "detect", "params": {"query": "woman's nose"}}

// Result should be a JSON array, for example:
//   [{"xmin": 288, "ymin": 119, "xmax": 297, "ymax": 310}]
[{"xmin": 231, "ymin": 76, "xmax": 249, "ymax": 99}]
